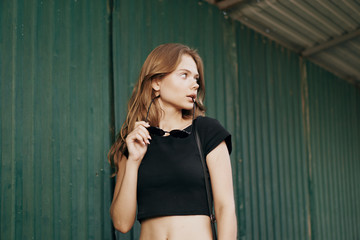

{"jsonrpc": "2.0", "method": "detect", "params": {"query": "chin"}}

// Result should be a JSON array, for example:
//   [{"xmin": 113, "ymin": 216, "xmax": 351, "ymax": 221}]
[
  {"xmin": 173, "ymin": 99, "xmax": 194, "ymax": 111},
  {"xmin": 183, "ymin": 103, "xmax": 194, "ymax": 111}
]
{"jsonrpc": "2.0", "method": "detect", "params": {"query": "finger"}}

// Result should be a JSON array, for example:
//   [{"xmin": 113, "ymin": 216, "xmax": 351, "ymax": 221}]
[
  {"xmin": 136, "ymin": 128, "xmax": 151, "ymax": 144},
  {"xmin": 132, "ymin": 123, "xmax": 151, "ymax": 139},
  {"xmin": 137, "ymin": 125, "xmax": 152, "ymax": 140},
  {"xmin": 135, "ymin": 133, "xmax": 147, "ymax": 146},
  {"xmin": 126, "ymin": 130, "xmax": 144, "ymax": 143},
  {"xmin": 134, "ymin": 121, "xmax": 150, "ymax": 128},
  {"xmin": 126, "ymin": 123, "xmax": 151, "ymax": 144}
]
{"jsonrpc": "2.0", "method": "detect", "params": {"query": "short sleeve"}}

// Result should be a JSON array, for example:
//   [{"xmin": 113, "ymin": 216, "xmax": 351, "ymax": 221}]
[{"xmin": 195, "ymin": 116, "xmax": 232, "ymax": 156}]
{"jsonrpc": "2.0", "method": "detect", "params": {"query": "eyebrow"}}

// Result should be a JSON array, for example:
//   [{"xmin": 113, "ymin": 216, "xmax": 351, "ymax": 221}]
[{"xmin": 178, "ymin": 68, "xmax": 199, "ymax": 76}]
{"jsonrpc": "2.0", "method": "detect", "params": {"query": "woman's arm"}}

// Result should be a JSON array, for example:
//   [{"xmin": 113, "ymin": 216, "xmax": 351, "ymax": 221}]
[
  {"xmin": 110, "ymin": 156, "xmax": 140, "ymax": 233},
  {"xmin": 207, "ymin": 141, "xmax": 237, "ymax": 240},
  {"xmin": 110, "ymin": 121, "xmax": 151, "ymax": 233}
]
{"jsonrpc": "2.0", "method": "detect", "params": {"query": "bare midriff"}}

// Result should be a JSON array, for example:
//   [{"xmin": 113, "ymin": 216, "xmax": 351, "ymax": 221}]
[{"xmin": 139, "ymin": 215, "xmax": 212, "ymax": 240}]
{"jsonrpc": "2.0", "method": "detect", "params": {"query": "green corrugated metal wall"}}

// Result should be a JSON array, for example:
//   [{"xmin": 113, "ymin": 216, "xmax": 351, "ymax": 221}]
[
  {"xmin": 1, "ymin": 0, "xmax": 359, "ymax": 240},
  {"xmin": 0, "ymin": 0, "xmax": 114, "ymax": 239},
  {"xmin": 306, "ymin": 61, "xmax": 360, "ymax": 240},
  {"xmin": 235, "ymin": 33, "xmax": 308, "ymax": 240}
]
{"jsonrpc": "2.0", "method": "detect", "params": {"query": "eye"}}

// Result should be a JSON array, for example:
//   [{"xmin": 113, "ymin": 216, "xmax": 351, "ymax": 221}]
[{"xmin": 180, "ymin": 73, "xmax": 187, "ymax": 79}]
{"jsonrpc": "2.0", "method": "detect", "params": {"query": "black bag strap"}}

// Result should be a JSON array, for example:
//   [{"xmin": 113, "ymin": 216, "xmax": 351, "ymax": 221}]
[{"xmin": 194, "ymin": 122, "xmax": 217, "ymax": 240}]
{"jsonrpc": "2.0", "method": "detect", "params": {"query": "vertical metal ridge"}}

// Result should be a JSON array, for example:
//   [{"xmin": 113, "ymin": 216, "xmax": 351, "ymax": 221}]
[
  {"xmin": 37, "ymin": 0, "xmax": 55, "ymax": 237},
  {"xmin": 300, "ymin": 57, "xmax": 313, "ymax": 240},
  {"xmin": 21, "ymin": 0, "xmax": 36, "ymax": 239},
  {"xmin": 354, "ymin": 91, "xmax": 359, "ymax": 238},
  {"xmin": 32, "ymin": 0, "xmax": 41, "ymax": 238},
  {"xmin": 107, "ymin": 0, "xmax": 116, "ymax": 239},
  {"xmin": 343, "ymin": 84, "xmax": 352, "ymax": 239},
  {"xmin": 60, "ymin": 1, "xmax": 72, "ymax": 239},
  {"xmin": 47, "ymin": 1, "xmax": 56, "ymax": 238},
  {"xmin": 85, "ymin": 1, "xmax": 93, "ymax": 238},
  {"xmin": 13, "ymin": 0, "xmax": 24, "ymax": 239},
  {"xmin": 232, "ymin": 23, "xmax": 243, "ymax": 238},
  {"xmin": 266, "ymin": 42, "xmax": 278, "ymax": 240},
  {"xmin": 0, "ymin": 0, "xmax": 2, "ymax": 236},
  {"xmin": 51, "ymin": 1, "xmax": 61, "ymax": 238},
  {"xmin": 356, "ymin": 91, "xmax": 360, "ymax": 238},
  {"xmin": 10, "ymin": 0, "xmax": 17, "ymax": 239}
]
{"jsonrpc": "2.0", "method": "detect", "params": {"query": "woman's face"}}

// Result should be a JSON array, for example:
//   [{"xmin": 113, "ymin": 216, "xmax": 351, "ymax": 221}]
[{"xmin": 153, "ymin": 54, "xmax": 200, "ymax": 111}]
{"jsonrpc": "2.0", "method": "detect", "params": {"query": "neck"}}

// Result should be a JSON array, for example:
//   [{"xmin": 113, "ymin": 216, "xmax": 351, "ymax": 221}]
[{"xmin": 158, "ymin": 101, "xmax": 189, "ymax": 131}]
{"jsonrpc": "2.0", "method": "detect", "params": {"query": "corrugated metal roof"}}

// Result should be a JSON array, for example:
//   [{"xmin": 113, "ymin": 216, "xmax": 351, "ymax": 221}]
[{"xmin": 206, "ymin": 0, "xmax": 360, "ymax": 86}]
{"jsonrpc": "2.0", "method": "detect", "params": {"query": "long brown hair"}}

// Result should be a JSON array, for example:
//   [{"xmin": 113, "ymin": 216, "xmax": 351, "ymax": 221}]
[{"xmin": 108, "ymin": 43, "xmax": 206, "ymax": 174}]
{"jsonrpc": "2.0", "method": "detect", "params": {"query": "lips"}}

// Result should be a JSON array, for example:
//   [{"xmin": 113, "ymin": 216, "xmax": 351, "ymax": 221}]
[{"xmin": 187, "ymin": 93, "xmax": 197, "ymax": 101}]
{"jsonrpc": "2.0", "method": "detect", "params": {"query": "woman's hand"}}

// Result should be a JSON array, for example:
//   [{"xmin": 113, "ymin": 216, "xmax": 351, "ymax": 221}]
[{"xmin": 125, "ymin": 121, "xmax": 151, "ymax": 163}]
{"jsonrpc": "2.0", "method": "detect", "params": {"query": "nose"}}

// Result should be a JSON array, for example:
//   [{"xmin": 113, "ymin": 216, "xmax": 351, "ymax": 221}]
[{"xmin": 191, "ymin": 79, "xmax": 199, "ymax": 90}]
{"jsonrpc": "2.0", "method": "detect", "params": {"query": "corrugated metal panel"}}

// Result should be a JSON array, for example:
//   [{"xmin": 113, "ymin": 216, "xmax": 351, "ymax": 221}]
[
  {"xmin": 236, "ymin": 28, "xmax": 309, "ymax": 240},
  {"xmin": 309, "ymin": 36, "xmax": 360, "ymax": 81},
  {"xmin": 306, "ymin": 62, "xmax": 360, "ymax": 240},
  {"xmin": 219, "ymin": 0, "xmax": 360, "ymax": 85},
  {"xmin": 0, "ymin": 0, "xmax": 114, "ymax": 239},
  {"xmin": 2, "ymin": 0, "xmax": 359, "ymax": 239}
]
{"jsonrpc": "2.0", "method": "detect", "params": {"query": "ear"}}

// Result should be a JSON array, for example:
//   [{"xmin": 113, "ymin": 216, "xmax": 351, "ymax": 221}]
[{"xmin": 151, "ymin": 78, "xmax": 161, "ymax": 92}]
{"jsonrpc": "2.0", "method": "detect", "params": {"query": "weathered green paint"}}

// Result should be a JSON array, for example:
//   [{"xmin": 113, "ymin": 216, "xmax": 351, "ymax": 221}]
[
  {"xmin": 234, "ymin": 30, "xmax": 309, "ymax": 239},
  {"xmin": 306, "ymin": 61, "xmax": 360, "ymax": 240},
  {"xmin": 0, "ymin": 0, "xmax": 113, "ymax": 239},
  {"xmin": 1, "ymin": 0, "xmax": 360, "ymax": 240}
]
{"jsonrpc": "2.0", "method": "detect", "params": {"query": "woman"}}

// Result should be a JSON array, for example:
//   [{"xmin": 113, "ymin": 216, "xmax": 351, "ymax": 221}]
[{"xmin": 108, "ymin": 43, "xmax": 237, "ymax": 239}]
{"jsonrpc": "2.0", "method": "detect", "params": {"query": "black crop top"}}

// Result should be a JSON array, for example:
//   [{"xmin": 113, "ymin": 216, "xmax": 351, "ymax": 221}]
[{"xmin": 136, "ymin": 116, "xmax": 232, "ymax": 222}]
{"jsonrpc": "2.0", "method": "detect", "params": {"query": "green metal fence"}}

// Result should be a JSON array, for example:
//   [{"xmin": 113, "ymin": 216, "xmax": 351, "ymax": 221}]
[
  {"xmin": 1, "ymin": 0, "xmax": 359, "ymax": 239},
  {"xmin": 1, "ymin": 0, "xmax": 113, "ymax": 239},
  {"xmin": 306, "ymin": 61, "xmax": 360, "ymax": 240}
]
